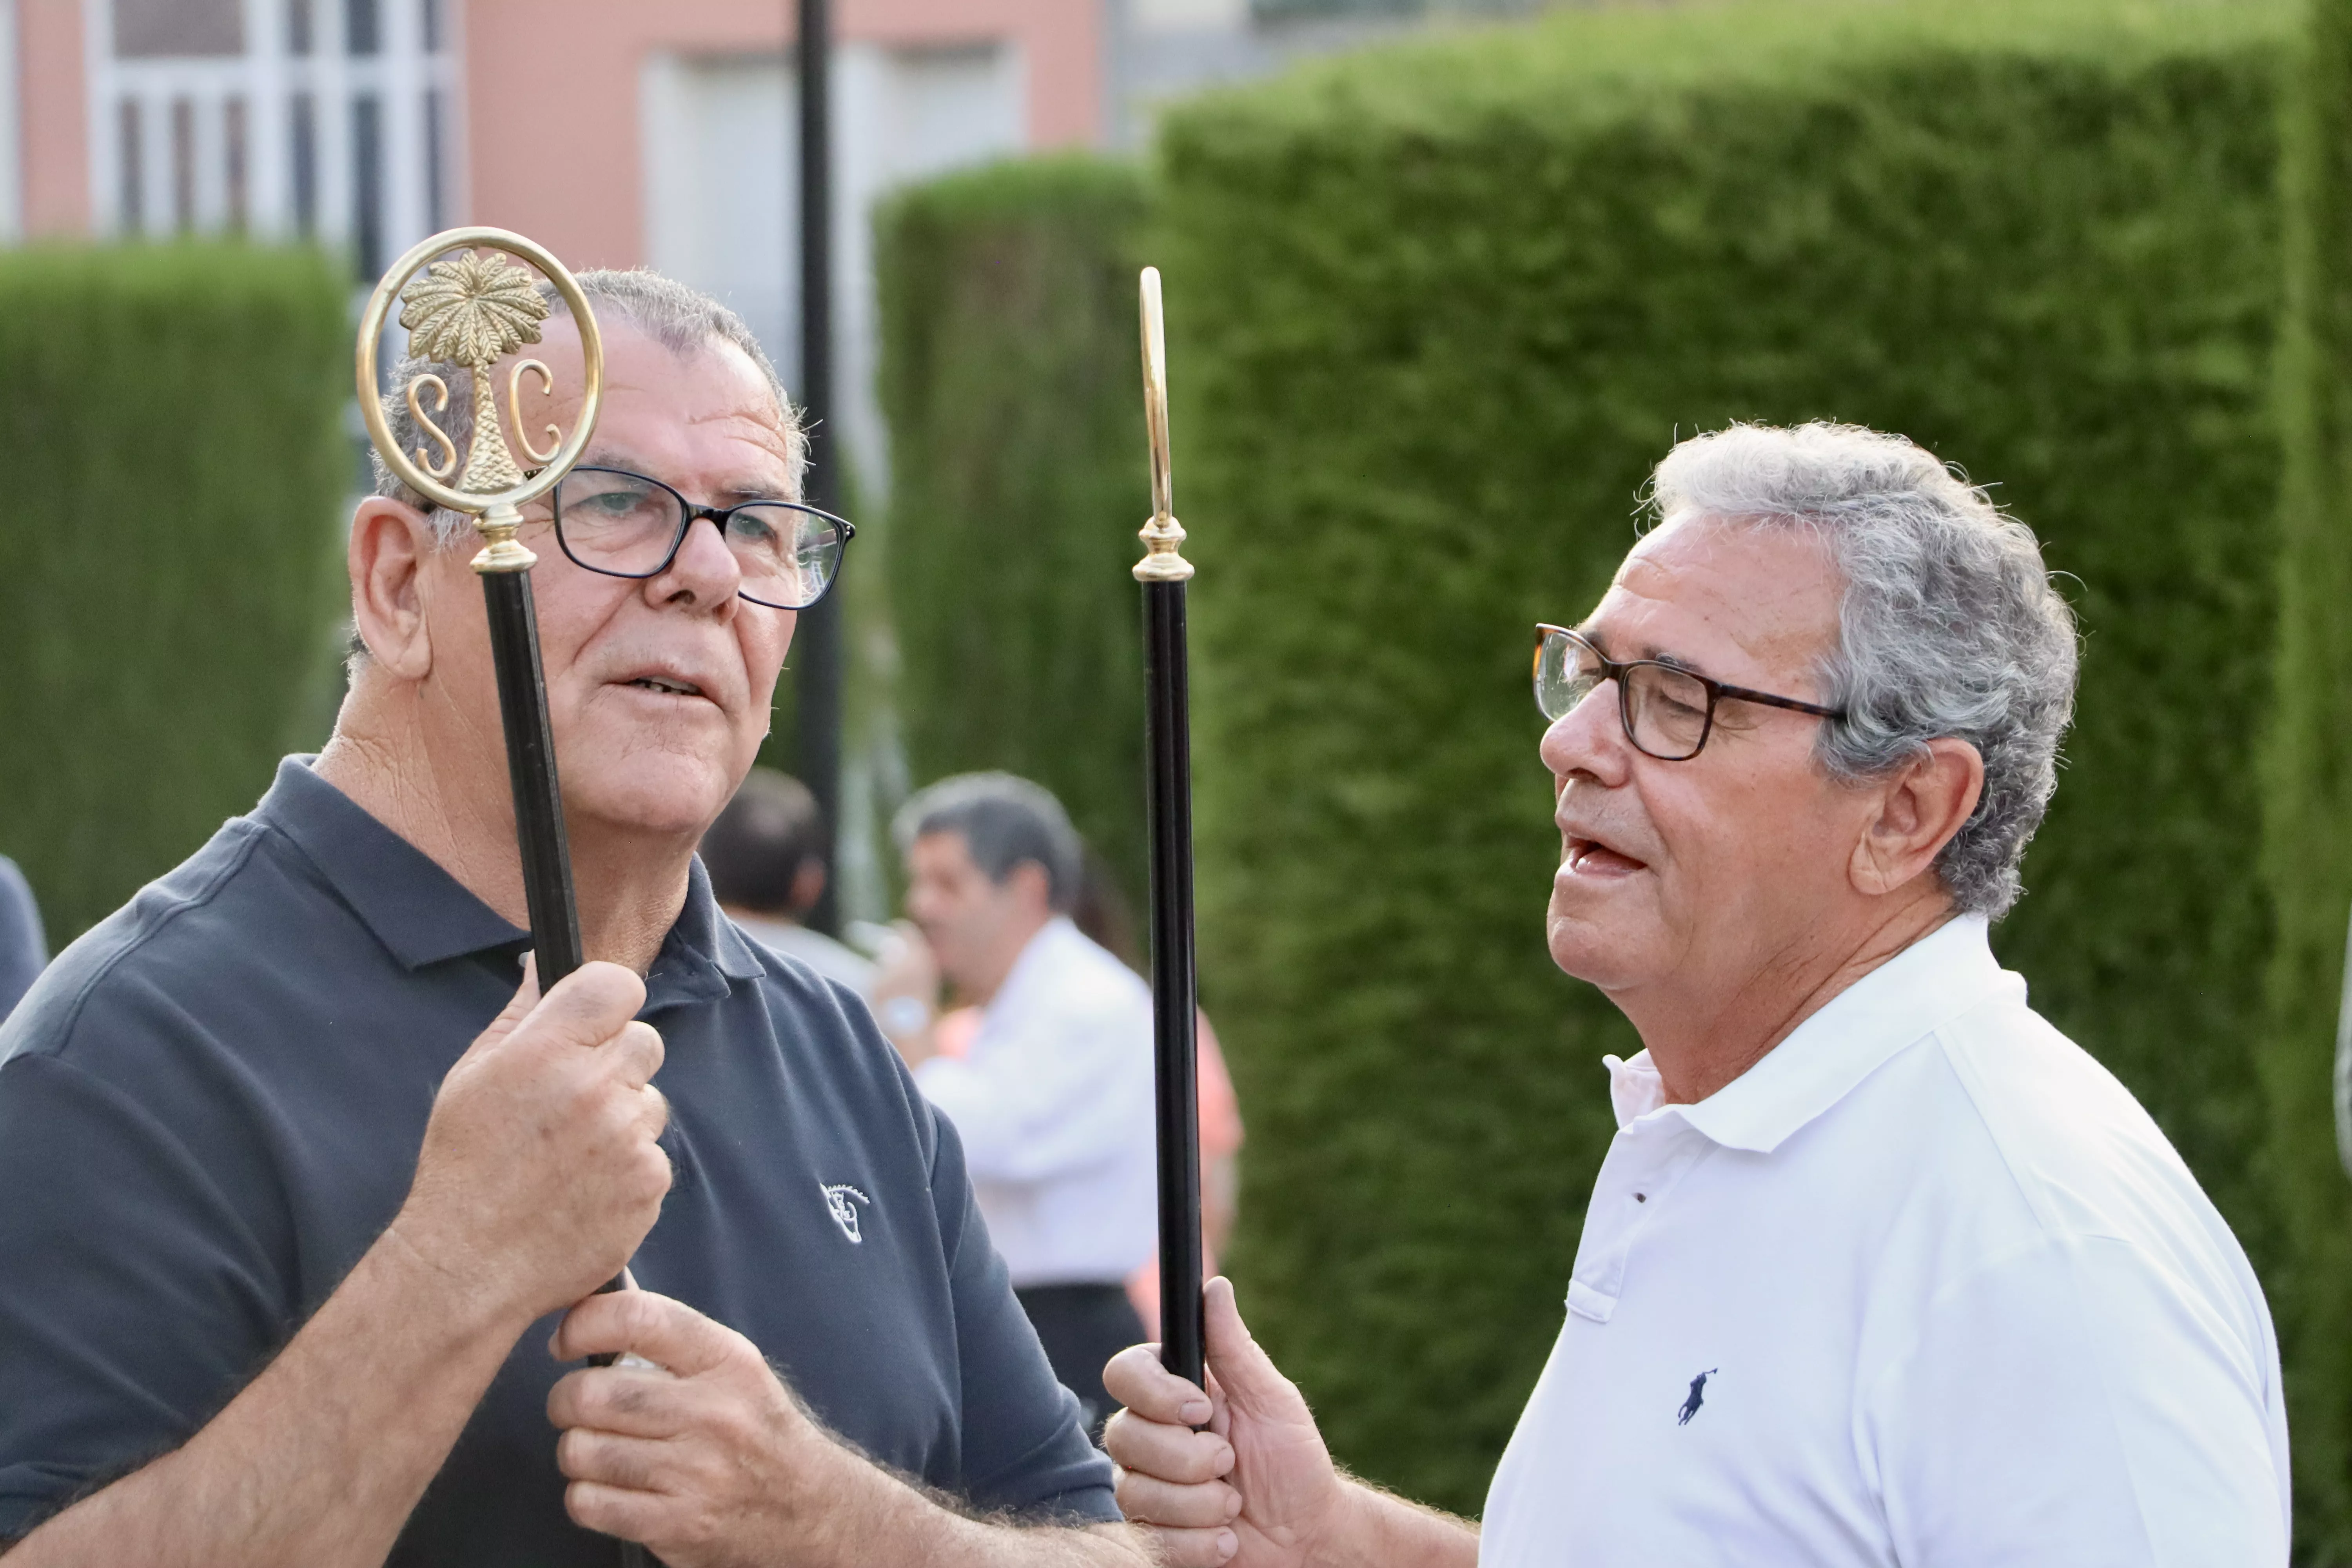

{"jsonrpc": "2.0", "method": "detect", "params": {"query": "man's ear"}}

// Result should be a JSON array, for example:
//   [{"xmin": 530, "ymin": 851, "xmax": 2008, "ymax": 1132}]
[
  {"xmin": 348, "ymin": 496, "xmax": 441, "ymax": 681},
  {"xmin": 1849, "ymin": 738, "xmax": 1985, "ymax": 899}
]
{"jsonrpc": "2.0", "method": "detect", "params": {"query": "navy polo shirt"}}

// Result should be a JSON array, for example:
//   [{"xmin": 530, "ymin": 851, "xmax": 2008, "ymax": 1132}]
[{"xmin": 0, "ymin": 759, "xmax": 1115, "ymax": 1559}]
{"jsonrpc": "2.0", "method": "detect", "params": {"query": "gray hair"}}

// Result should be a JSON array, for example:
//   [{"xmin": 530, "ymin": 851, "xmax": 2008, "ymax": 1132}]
[
  {"xmin": 370, "ymin": 267, "xmax": 805, "ymax": 545},
  {"xmin": 1648, "ymin": 421, "xmax": 2078, "ymax": 918},
  {"xmin": 893, "ymin": 773, "xmax": 1083, "ymax": 913}
]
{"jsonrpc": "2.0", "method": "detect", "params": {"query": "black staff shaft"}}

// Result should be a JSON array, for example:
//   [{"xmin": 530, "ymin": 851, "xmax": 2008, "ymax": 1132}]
[
  {"xmin": 1143, "ymin": 579, "xmax": 1206, "ymax": 1388},
  {"xmin": 483, "ymin": 571, "xmax": 583, "ymax": 984},
  {"xmin": 485, "ymin": 572, "xmax": 644, "ymax": 1568}
]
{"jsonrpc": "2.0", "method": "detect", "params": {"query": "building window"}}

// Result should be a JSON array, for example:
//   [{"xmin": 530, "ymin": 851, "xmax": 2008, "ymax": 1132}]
[
  {"xmin": 226, "ymin": 97, "xmax": 250, "ymax": 232},
  {"xmin": 115, "ymin": 0, "xmax": 242, "ymax": 58},
  {"xmin": 170, "ymin": 97, "xmax": 195, "ymax": 232},
  {"xmin": 352, "ymin": 93, "xmax": 383, "ymax": 277},
  {"xmin": 424, "ymin": 88, "xmax": 446, "ymax": 231},
  {"xmin": 291, "ymin": 91, "xmax": 317, "ymax": 237},
  {"xmin": 288, "ymin": 0, "xmax": 313, "ymax": 56},
  {"xmin": 118, "ymin": 98, "xmax": 144, "ymax": 234},
  {"xmin": 345, "ymin": 0, "xmax": 379, "ymax": 56}
]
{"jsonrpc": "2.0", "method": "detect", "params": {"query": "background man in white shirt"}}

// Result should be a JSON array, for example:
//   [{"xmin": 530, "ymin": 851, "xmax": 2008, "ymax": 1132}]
[
  {"xmin": 892, "ymin": 773, "xmax": 1158, "ymax": 1437},
  {"xmin": 1102, "ymin": 422, "xmax": 2290, "ymax": 1566}
]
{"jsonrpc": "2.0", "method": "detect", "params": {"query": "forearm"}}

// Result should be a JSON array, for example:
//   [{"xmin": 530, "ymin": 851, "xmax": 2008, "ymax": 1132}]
[
  {"xmin": 8, "ymin": 1222, "xmax": 526, "ymax": 1568},
  {"xmin": 787, "ymin": 1445, "xmax": 1151, "ymax": 1568},
  {"xmin": 1313, "ymin": 1477, "xmax": 1478, "ymax": 1568}
]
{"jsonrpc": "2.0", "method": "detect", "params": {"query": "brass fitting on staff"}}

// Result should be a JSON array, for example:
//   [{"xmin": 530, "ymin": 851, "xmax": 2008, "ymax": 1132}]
[{"xmin": 1134, "ymin": 266, "xmax": 1195, "ymax": 585}]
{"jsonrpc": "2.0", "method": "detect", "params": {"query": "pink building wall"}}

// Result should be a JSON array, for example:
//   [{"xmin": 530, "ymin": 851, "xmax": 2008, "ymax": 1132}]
[
  {"xmin": 7, "ymin": 0, "xmax": 1100, "ymax": 249},
  {"xmin": 16, "ymin": 0, "xmax": 87, "ymax": 236},
  {"xmin": 464, "ymin": 0, "xmax": 1102, "ymax": 269}
]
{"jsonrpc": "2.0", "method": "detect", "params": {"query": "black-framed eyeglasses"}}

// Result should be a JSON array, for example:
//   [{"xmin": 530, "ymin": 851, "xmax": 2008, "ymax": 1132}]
[
  {"xmin": 542, "ymin": 466, "xmax": 855, "ymax": 611},
  {"xmin": 1534, "ymin": 623, "xmax": 1845, "ymax": 762}
]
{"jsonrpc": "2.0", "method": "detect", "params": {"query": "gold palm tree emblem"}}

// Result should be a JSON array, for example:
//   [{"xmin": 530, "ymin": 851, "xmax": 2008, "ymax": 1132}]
[{"xmin": 398, "ymin": 250, "xmax": 553, "ymax": 495}]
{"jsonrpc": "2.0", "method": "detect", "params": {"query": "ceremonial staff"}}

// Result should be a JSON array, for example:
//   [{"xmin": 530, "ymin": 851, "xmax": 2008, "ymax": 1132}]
[
  {"xmin": 358, "ymin": 230, "xmax": 650, "ymax": 1568},
  {"xmin": 1135, "ymin": 267, "xmax": 1207, "ymax": 1388}
]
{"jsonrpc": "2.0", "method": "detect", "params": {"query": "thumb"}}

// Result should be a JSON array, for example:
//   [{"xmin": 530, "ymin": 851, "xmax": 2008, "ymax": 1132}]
[
  {"xmin": 1203, "ymin": 1276, "xmax": 1292, "ymax": 1419},
  {"xmin": 466, "ymin": 953, "xmax": 542, "ymax": 1057}
]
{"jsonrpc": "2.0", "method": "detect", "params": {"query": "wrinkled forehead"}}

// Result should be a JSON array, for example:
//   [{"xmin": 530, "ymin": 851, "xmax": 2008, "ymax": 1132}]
[{"xmin": 1593, "ymin": 512, "xmax": 1843, "ymax": 684}]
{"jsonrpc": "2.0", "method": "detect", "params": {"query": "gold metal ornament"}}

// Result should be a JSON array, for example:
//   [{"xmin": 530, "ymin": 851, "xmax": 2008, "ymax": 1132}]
[
  {"xmin": 1133, "ymin": 267, "xmax": 1193, "ymax": 584},
  {"xmin": 356, "ymin": 227, "xmax": 606, "ymax": 576}
]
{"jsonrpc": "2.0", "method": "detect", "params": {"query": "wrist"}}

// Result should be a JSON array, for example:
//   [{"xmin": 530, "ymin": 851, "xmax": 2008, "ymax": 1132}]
[{"xmin": 376, "ymin": 1206, "xmax": 539, "ymax": 1347}]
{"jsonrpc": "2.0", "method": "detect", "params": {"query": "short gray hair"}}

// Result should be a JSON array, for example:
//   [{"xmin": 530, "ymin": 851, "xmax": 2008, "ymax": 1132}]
[
  {"xmin": 370, "ymin": 267, "xmax": 804, "ymax": 546},
  {"xmin": 893, "ymin": 773, "xmax": 1083, "ymax": 913},
  {"xmin": 1648, "ymin": 421, "xmax": 2078, "ymax": 918}
]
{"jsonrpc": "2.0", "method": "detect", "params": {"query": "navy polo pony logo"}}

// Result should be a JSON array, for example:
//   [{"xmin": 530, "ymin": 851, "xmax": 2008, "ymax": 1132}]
[{"xmin": 1677, "ymin": 1368, "xmax": 1718, "ymax": 1426}]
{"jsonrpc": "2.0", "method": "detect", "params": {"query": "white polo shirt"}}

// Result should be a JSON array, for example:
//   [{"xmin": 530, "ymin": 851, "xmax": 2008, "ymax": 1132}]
[
  {"xmin": 915, "ymin": 916, "xmax": 1156, "ymax": 1288},
  {"xmin": 1480, "ymin": 915, "xmax": 2288, "ymax": 1566}
]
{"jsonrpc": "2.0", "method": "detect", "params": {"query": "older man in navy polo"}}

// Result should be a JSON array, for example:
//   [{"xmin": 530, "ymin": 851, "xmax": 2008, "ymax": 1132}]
[{"xmin": 0, "ymin": 274, "xmax": 1147, "ymax": 1568}]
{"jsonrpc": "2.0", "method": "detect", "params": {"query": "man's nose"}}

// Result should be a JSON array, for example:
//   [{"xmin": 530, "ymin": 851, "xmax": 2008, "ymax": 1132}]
[
  {"xmin": 648, "ymin": 512, "xmax": 745, "ymax": 610},
  {"xmin": 1540, "ymin": 681, "xmax": 1632, "ymax": 787}
]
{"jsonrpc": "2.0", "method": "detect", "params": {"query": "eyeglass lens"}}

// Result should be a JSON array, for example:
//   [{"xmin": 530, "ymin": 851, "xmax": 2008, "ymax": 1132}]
[
  {"xmin": 551, "ymin": 469, "xmax": 846, "ymax": 610},
  {"xmin": 1535, "ymin": 630, "xmax": 1713, "ymax": 760}
]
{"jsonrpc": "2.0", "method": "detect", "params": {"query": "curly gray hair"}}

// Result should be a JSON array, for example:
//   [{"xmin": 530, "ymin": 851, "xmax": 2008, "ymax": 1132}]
[
  {"xmin": 1648, "ymin": 422, "xmax": 2078, "ymax": 918},
  {"xmin": 370, "ymin": 267, "xmax": 805, "ymax": 546}
]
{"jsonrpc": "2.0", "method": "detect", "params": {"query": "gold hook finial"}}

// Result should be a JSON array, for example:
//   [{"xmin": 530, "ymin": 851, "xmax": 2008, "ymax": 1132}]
[{"xmin": 1134, "ymin": 267, "xmax": 1193, "ymax": 584}]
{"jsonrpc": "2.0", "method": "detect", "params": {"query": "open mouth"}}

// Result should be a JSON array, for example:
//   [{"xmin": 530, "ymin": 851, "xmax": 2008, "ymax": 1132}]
[
  {"xmin": 625, "ymin": 675, "xmax": 706, "ymax": 699},
  {"xmin": 1564, "ymin": 835, "xmax": 1647, "ymax": 877}
]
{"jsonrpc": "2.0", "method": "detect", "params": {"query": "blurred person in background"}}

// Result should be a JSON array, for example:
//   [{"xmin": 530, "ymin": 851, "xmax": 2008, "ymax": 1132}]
[
  {"xmin": 1103, "ymin": 423, "xmax": 2287, "ymax": 1568},
  {"xmin": 701, "ymin": 765, "xmax": 876, "ymax": 992},
  {"xmin": 0, "ymin": 856, "xmax": 45, "ymax": 1021},
  {"xmin": 886, "ymin": 773, "xmax": 1156, "ymax": 1437}
]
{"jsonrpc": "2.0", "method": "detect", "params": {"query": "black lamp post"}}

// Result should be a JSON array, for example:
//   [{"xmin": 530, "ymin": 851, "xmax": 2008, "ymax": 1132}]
[{"xmin": 794, "ymin": 0, "xmax": 844, "ymax": 935}]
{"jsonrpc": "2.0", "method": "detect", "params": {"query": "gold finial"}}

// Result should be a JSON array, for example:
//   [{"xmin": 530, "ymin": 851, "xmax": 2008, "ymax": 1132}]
[
  {"xmin": 1134, "ymin": 266, "xmax": 1193, "ymax": 584},
  {"xmin": 355, "ymin": 227, "xmax": 606, "ymax": 576}
]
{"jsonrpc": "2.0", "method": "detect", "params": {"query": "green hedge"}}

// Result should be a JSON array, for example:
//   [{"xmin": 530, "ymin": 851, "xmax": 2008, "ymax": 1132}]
[
  {"xmin": 875, "ymin": 156, "xmax": 1153, "ymax": 901},
  {"xmin": 0, "ymin": 243, "xmax": 351, "ymax": 943},
  {"xmin": 1158, "ymin": 0, "xmax": 2292, "ymax": 1521},
  {"xmin": 2267, "ymin": 0, "xmax": 2352, "ymax": 1553}
]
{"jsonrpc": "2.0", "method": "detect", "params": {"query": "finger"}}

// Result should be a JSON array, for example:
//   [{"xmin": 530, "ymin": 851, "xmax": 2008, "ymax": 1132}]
[
  {"xmin": 1103, "ymin": 1341, "xmax": 1212, "ymax": 1427},
  {"xmin": 608, "ymin": 1020, "xmax": 665, "ymax": 1089},
  {"xmin": 1202, "ymin": 1277, "xmax": 1290, "ymax": 1423},
  {"xmin": 556, "ymin": 1426, "xmax": 671, "ymax": 1493},
  {"xmin": 552, "ymin": 1288, "xmax": 746, "ymax": 1377},
  {"xmin": 521, "ymin": 962, "xmax": 649, "ymax": 1054},
  {"xmin": 1114, "ymin": 1468, "xmax": 1242, "ymax": 1530},
  {"xmin": 1133, "ymin": 1526, "xmax": 1239, "ymax": 1568},
  {"xmin": 547, "ymin": 1363, "xmax": 689, "ymax": 1440},
  {"xmin": 1103, "ymin": 1409, "xmax": 1234, "ymax": 1485},
  {"xmin": 564, "ymin": 1478, "xmax": 666, "ymax": 1544}
]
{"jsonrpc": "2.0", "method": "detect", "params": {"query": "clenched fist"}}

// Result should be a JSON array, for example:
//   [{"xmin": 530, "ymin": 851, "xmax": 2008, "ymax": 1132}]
[{"xmin": 392, "ymin": 958, "xmax": 671, "ymax": 1328}]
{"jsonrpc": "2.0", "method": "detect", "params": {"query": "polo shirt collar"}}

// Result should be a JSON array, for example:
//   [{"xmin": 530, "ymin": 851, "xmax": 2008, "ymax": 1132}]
[
  {"xmin": 256, "ymin": 757, "xmax": 766, "ymax": 999},
  {"xmin": 257, "ymin": 757, "xmax": 526, "ymax": 970},
  {"xmin": 1605, "ymin": 914, "xmax": 2019, "ymax": 1154}
]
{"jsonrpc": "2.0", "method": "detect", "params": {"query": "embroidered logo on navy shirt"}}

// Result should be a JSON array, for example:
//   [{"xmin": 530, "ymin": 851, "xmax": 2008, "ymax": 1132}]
[
  {"xmin": 1677, "ymin": 1368, "xmax": 1717, "ymax": 1425},
  {"xmin": 821, "ymin": 1183, "xmax": 870, "ymax": 1243}
]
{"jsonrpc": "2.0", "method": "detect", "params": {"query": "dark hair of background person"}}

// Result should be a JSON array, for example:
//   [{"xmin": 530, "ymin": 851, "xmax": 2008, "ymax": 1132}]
[
  {"xmin": 1073, "ymin": 846, "xmax": 1140, "ymax": 973},
  {"xmin": 701, "ymin": 768, "xmax": 828, "ymax": 916},
  {"xmin": 894, "ymin": 773, "xmax": 1083, "ymax": 914}
]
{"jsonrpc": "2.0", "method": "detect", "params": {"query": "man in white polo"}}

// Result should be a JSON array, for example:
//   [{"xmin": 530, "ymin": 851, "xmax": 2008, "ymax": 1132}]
[{"xmin": 1101, "ymin": 421, "xmax": 2289, "ymax": 1565}]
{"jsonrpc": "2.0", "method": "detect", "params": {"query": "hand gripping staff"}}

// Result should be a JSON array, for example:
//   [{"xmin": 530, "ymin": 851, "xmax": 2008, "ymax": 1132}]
[
  {"xmin": 356, "ymin": 229, "xmax": 650, "ymax": 1568},
  {"xmin": 1134, "ymin": 267, "xmax": 1207, "ymax": 1392}
]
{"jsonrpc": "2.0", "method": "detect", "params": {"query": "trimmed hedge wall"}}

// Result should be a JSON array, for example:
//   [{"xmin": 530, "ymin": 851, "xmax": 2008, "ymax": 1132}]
[
  {"xmin": 0, "ymin": 244, "xmax": 351, "ymax": 942},
  {"xmin": 2267, "ymin": 0, "xmax": 2352, "ymax": 1553},
  {"xmin": 1158, "ymin": 0, "xmax": 2292, "ymax": 1521},
  {"xmin": 875, "ymin": 156, "xmax": 1153, "ymax": 901}
]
